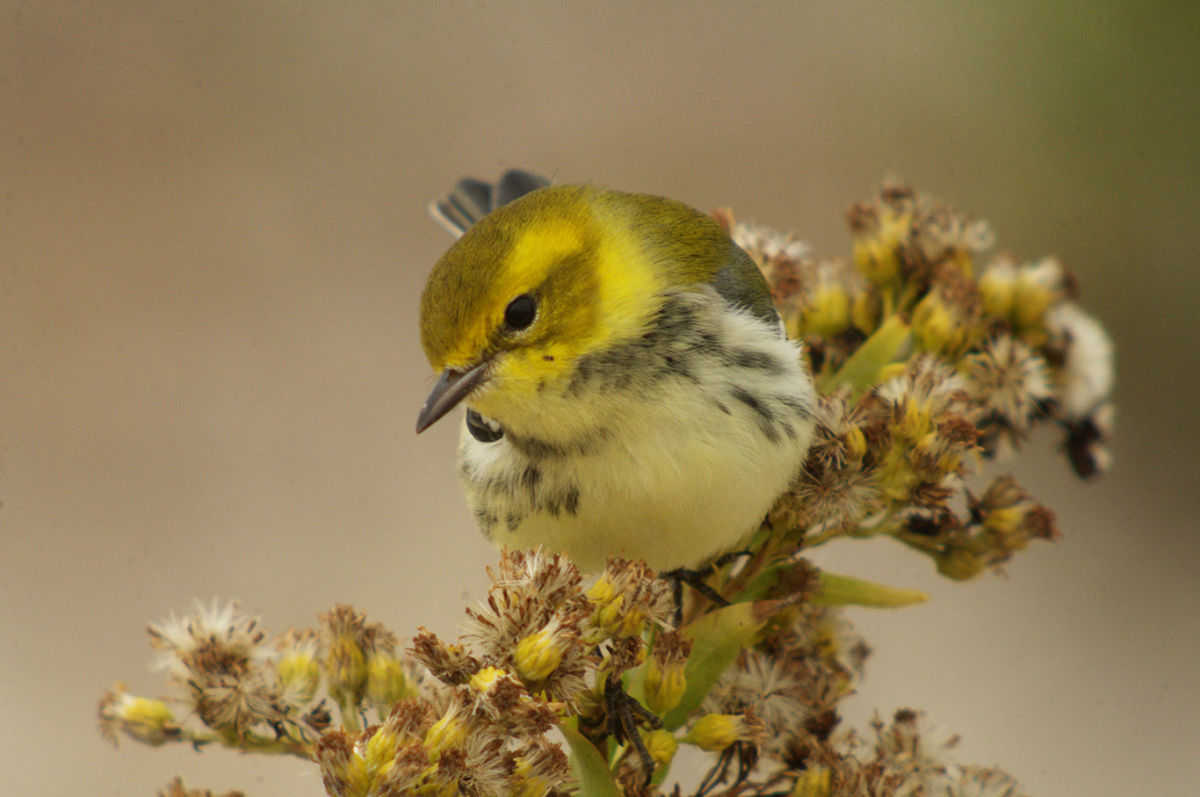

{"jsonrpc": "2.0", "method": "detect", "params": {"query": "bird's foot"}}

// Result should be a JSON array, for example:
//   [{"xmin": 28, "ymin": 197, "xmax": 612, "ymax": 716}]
[
  {"xmin": 604, "ymin": 674, "xmax": 661, "ymax": 786},
  {"xmin": 662, "ymin": 550, "xmax": 751, "ymax": 626}
]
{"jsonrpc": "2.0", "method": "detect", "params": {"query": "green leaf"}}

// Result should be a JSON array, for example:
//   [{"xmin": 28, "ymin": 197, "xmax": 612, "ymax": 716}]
[
  {"xmin": 561, "ymin": 722, "xmax": 621, "ymax": 797},
  {"xmin": 819, "ymin": 314, "xmax": 910, "ymax": 394},
  {"xmin": 812, "ymin": 571, "xmax": 929, "ymax": 608},
  {"xmin": 661, "ymin": 601, "xmax": 766, "ymax": 730}
]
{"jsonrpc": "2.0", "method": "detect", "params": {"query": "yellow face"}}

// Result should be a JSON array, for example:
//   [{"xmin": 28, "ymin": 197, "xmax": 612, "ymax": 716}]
[
  {"xmin": 419, "ymin": 186, "xmax": 656, "ymax": 423},
  {"xmin": 417, "ymin": 183, "xmax": 748, "ymax": 430}
]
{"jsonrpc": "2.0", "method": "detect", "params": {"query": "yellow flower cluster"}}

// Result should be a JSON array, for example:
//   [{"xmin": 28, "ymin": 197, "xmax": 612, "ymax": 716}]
[
  {"xmin": 100, "ymin": 180, "xmax": 1107, "ymax": 797},
  {"xmin": 737, "ymin": 180, "xmax": 1112, "ymax": 576}
]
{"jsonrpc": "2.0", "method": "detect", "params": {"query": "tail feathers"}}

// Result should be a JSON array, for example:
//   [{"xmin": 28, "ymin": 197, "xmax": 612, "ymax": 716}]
[{"xmin": 429, "ymin": 169, "xmax": 550, "ymax": 237}]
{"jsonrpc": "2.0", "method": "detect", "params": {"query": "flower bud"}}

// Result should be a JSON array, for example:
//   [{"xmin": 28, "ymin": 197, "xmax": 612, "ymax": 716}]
[
  {"xmin": 643, "ymin": 630, "xmax": 691, "ymax": 716},
  {"xmin": 277, "ymin": 645, "xmax": 321, "ymax": 705},
  {"xmin": 424, "ymin": 705, "xmax": 467, "ymax": 755},
  {"xmin": 324, "ymin": 633, "xmax": 367, "ymax": 705},
  {"xmin": 849, "ymin": 206, "xmax": 910, "ymax": 286},
  {"xmin": 366, "ymin": 651, "xmax": 412, "ymax": 708},
  {"xmin": 98, "ymin": 684, "xmax": 180, "ymax": 747},
  {"xmin": 792, "ymin": 766, "xmax": 832, "ymax": 796},
  {"xmin": 683, "ymin": 712, "xmax": 764, "ymax": 752},
  {"xmin": 1012, "ymin": 257, "xmax": 1065, "ymax": 337},
  {"xmin": 803, "ymin": 282, "xmax": 851, "ymax": 338},
  {"xmin": 843, "ymin": 425, "xmax": 868, "ymax": 462},
  {"xmin": 363, "ymin": 723, "xmax": 401, "ymax": 778},
  {"xmin": 979, "ymin": 257, "xmax": 1016, "ymax": 320},
  {"xmin": 936, "ymin": 546, "xmax": 985, "ymax": 580},
  {"xmin": 314, "ymin": 729, "xmax": 369, "ymax": 797},
  {"xmin": 514, "ymin": 626, "xmax": 566, "ymax": 682},
  {"xmin": 642, "ymin": 728, "xmax": 678, "ymax": 767}
]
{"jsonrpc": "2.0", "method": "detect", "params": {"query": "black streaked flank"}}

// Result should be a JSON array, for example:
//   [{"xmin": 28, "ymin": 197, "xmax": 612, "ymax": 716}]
[
  {"xmin": 463, "ymin": 455, "xmax": 583, "ymax": 525},
  {"xmin": 777, "ymin": 394, "xmax": 815, "ymax": 422},
  {"xmin": 507, "ymin": 428, "xmax": 609, "ymax": 460},
  {"xmin": 519, "ymin": 465, "xmax": 542, "ymax": 490},
  {"xmin": 731, "ymin": 386, "xmax": 781, "ymax": 443},
  {"xmin": 663, "ymin": 353, "xmax": 697, "ymax": 382},
  {"xmin": 536, "ymin": 484, "xmax": 582, "ymax": 519},
  {"xmin": 567, "ymin": 292, "xmax": 708, "ymax": 396},
  {"xmin": 730, "ymin": 349, "xmax": 782, "ymax": 374},
  {"xmin": 475, "ymin": 508, "xmax": 498, "ymax": 539}
]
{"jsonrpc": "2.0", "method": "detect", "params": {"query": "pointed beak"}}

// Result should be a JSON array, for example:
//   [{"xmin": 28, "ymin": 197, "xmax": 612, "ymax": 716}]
[{"xmin": 415, "ymin": 361, "xmax": 491, "ymax": 433}]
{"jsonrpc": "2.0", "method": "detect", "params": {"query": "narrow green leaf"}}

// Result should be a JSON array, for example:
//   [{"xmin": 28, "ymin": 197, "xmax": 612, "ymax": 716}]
[
  {"xmin": 561, "ymin": 722, "xmax": 621, "ymax": 797},
  {"xmin": 661, "ymin": 601, "xmax": 765, "ymax": 730},
  {"xmin": 819, "ymin": 314, "xmax": 911, "ymax": 393},
  {"xmin": 812, "ymin": 571, "xmax": 929, "ymax": 608}
]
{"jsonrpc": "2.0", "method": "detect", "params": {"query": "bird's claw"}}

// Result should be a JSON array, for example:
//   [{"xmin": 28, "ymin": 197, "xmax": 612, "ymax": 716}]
[
  {"xmin": 604, "ymin": 674, "xmax": 661, "ymax": 786},
  {"xmin": 662, "ymin": 550, "xmax": 751, "ymax": 626}
]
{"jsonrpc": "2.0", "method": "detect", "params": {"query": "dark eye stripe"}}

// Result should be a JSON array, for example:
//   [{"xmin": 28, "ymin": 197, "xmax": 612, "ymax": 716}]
[{"xmin": 504, "ymin": 294, "xmax": 537, "ymax": 331}]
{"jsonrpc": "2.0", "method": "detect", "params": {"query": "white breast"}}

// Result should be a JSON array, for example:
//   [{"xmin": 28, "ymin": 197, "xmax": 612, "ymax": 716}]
[{"xmin": 457, "ymin": 292, "xmax": 816, "ymax": 572}]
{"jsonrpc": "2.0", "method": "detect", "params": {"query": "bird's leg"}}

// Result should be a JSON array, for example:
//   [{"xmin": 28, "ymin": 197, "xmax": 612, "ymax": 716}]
[
  {"xmin": 604, "ymin": 673, "xmax": 661, "ymax": 785},
  {"xmin": 662, "ymin": 550, "xmax": 752, "ymax": 626}
]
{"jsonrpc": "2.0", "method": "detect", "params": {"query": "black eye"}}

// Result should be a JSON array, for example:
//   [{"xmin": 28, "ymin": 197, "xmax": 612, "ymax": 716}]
[{"xmin": 503, "ymin": 294, "xmax": 537, "ymax": 331}]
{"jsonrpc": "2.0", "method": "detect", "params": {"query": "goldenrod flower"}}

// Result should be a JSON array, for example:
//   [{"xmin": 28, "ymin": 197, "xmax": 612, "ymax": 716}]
[
  {"xmin": 911, "ymin": 265, "xmax": 982, "ymax": 359},
  {"xmin": 321, "ymin": 605, "xmax": 396, "ymax": 713},
  {"xmin": 98, "ymin": 683, "xmax": 180, "ymax": 747},
  {"xmin": 683, "ymin": 711, "xmax": 766, "ymax": 752},
  {"xmin": 275, "ymin": 630, "xmax": 321, "ymax": 705},
  {"xmin": 848, "ymin": 198, "xmax": 912, "ymax": 287},
  {"xmin": 513, "ymin": 623, "xmax": 567, "ymax": 682},
  {"xmin": 641, "ymin": 728, "xmax": 679, "ymax": 767},
  {"xmin": 588, "ymin": 558, "xmax": 672, "ymax": 640},
  {"xmin": 365, "ymin": 650, "xmax": 413, "ymax": 709},
  {"xmin": 643, "ymin": 629, "xmax": 692, "ymax": 715},
  {"xmin": 792, "ymin": 766, "xmax": 832, "ymax": 797}
]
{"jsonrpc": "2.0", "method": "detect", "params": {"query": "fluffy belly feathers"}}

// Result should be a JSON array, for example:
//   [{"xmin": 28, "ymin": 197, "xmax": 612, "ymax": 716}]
[{"xmin": 456, "ymin": 304, "xmax": 815, "ymax": 572}]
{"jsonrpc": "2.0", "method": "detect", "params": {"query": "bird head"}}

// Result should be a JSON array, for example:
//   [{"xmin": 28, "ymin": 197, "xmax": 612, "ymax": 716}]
[{"xmin": 416, "ymin": 183, "xmax": 749, "ymax": 437}]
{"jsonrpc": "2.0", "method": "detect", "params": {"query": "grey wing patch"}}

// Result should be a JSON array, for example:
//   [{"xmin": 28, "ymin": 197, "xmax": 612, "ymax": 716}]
[
  {"xmin": 430, "ymin": 169, "xmax": 551, "ymax": 237},
  {"xmin": 709, "ymin": 245, "xmax": 782, "ymax": 330}
]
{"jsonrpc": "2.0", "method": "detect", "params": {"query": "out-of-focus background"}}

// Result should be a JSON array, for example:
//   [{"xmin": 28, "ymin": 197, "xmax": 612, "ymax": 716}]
[{"xmin": 2, "ymin": 3, "xmax": 1197, "ymax": 794}]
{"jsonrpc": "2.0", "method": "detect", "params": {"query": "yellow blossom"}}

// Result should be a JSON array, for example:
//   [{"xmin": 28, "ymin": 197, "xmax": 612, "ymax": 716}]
[
  {"xmin": 643, "ymin": 629, "xmax": 692, "ymax": 715},
  {"xmin": 423, "ymin": 708, "xmax": 466, "ymax": 756},
  {"xmin": 1012, "ymin": 257, "xmax": 1064, "ymax": 337},
  {"xmin": 936, "ymin": 546, "xmax": 986, "ymax": 580},
  {"xmin": 366, "ymin": 651, "xmax": 412, "ymax": 708},
  {"xmin": 851, "ymin": 207, "xmax": 910, "ymax": 286},
  {"xmin": 641, "ymin": 728, "xmax": 678, "ymax": 767},
  {"xmin": 276, "ymin": 647, "xmax": 321, "ymax": 704},
  {"xmin": 325, "ymin": 633, "xmax": 367, "ymax": 703},
  {"xmin": 979, "ymin": 257, "xmax": 1016, "ymax": 320},
  {"xmin": 803, "ymin": 281, "xmax": 851, "ymax": 338},
  {"xmin": 683, "ymin": 712, "xmax": 763, "ymax": 752},
  {"xmin": 792, "ymin": 766, "xmax": 832, "ymax": 796},
  {"xmin": 644, "ymin": 659, "xmax": 687, "ymax": 716},
  {"xmin": 98, "ymin": 684, "xmax": 180, "ymax": 747},
  {"xmin": 513, "ymin": 627, "xmax": 566, "ymax": 682},
  {"xmin": 362, "ymin": 726, "xmax": 400, "ymax": 783}
]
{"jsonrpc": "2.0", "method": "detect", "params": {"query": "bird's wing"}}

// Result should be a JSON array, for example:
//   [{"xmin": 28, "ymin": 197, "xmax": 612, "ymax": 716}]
[{"xmin": 709, "ymin": 246, "xmax": 783, "ymax": 330}]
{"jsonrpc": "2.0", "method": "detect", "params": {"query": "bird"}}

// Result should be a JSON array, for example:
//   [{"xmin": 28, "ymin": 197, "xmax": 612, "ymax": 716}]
[{"xmin": 416, "ymin": 170, "xmax": 816, "ymax": 575}]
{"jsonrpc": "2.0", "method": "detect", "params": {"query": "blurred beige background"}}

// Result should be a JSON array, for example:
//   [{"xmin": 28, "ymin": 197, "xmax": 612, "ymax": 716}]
[{"xmin": 2, "ymin": 2, "xmax": 1197, "ymax": 794}]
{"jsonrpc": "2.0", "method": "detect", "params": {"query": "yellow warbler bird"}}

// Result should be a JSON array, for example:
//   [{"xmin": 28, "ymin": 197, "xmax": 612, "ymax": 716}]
[{"xmin": 416, "ymin": 171, "xmax": 815, "ymax": 573}]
